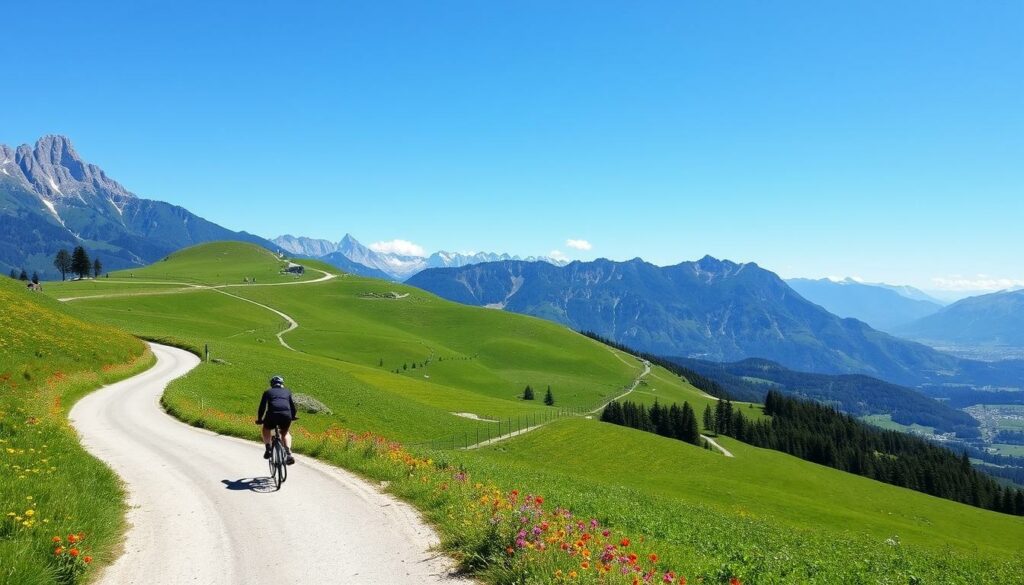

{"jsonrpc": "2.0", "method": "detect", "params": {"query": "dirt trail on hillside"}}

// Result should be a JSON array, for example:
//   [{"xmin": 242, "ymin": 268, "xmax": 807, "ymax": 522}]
[{"xmin": 70, "ymin": 343, "xmax": 468, "ymax": 585}]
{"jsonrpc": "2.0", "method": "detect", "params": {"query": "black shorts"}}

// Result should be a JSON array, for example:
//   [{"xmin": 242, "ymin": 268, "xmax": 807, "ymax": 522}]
[{"xmin": 262, "ymin": 413, "xmax": 293, "ymax": 431}]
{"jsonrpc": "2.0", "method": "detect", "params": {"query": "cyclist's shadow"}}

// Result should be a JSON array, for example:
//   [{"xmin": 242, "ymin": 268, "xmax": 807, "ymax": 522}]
[{"xmin": 221, "ymin": 477, "xmax": 277, "ymax": 493}]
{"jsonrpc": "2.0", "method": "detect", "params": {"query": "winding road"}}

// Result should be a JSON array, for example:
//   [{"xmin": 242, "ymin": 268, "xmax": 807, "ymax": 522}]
[{"xmin": 70, "ymin": 343, "xmax": 467, "ymax": 584}]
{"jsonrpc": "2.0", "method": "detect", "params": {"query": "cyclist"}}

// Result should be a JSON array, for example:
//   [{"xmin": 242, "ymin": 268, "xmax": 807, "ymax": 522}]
[{"xmin": 255, "ymin": 375, "xmax": 297, "ymax": 465}]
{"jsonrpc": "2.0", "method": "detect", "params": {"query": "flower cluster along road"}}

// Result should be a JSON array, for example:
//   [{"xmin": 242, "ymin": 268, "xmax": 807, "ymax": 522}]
[{"xmin": 69, "ymin": 343, "xmax": 469, "ymax": 584}]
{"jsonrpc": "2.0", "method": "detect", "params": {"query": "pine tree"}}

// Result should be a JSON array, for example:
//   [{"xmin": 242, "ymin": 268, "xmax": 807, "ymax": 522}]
[
  {"xmin": 31, "ymin": 271, "xmax": 39, "ymax": 284},
  {"xmin": 53, "ymin": 249, "xmax": 72, "ymax": 281},
  {"xmin": 703, "ymin": 404, "xmax": 714, "ymax": 431},
  {"xmin": 71, "ymin": 246, "xmax": 91, "ymax": 279},
  {"xmin": 18, "ymin": 269, "xmax": 28, "ymax": 281},
  {"xmin": 93, "ymin": 257, "xmax": 103, "ymax": 278},
  {"xmin": 523, "ymin": 385, "xmax": 535, "ymax": 400},
  {"xmin": 681, "ymin": 402, "xmax": 700, "ymax": 445},
  {"xmin": 544, "ymin": 387, "xmax": 554, "ymax": 406}
]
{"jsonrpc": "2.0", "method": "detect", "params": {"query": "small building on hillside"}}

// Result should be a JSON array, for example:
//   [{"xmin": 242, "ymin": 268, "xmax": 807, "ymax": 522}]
[{"xmin": 284, "ymin": 262, "xmax": 305, "ymax": 275}]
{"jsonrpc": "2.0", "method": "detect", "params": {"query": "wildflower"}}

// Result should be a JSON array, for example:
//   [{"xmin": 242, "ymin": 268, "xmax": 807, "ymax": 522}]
[
  {"xmin": 648, "ymin": 553, "xmax": 658, "ymax": 562},
  {"xmin": 70, "ymin": 548, "xmax": 80, "ymax": 557},
  {"xmin": 24, "ymin": 509, "xmax": 34, "ymax": 517},
  {"xmin": 581, "ymin": 561, "xmax": 590, "ymax": 569},
  {"xmin": 52, "ymin": 536, "xmax": 61, "ymax": 543},
  {"xmin": 678, "ymin": 577, "xmax": 687, "ymax": 584},
  {"xmin": 54, "ymin": 547, "xmax": 64, "ymax": 555},
  {"xmin": 621, "ymin": 538, "xmax": 631, "ymax": 547},
  {"xmin": 83, "ymin": 556, "xmax": 93, "ymax": 563},
  {"xmin": 569, "ymin": 571, "xmax": 578, "ymax": 579},
  {"xmin": 68, "ymin": 534, "xmax": 79, "ymax": 543},
  {"xmin": 730, "ymin": 579, "xmax": 742, "ymax": 585}
]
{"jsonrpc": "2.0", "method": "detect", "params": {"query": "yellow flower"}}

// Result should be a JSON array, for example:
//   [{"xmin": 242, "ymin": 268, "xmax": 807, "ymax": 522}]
[{"xmin": 24, "ymin": 510, "xmax": 34, "ymax": 517}]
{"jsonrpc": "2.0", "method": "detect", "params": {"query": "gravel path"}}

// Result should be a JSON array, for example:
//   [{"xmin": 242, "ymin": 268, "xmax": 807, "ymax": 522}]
[{"xmin": 70, "ymin": 343, "xmax": 469, "ymax": 584}]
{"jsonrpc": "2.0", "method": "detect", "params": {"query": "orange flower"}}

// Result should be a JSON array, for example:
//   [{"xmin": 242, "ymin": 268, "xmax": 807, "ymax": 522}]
[
  {"xmin": 581, "ymin": 561, "xmax": 590, "ymax": 569},
  {"xmin": 620, "ymin": 538, "xmax": 631, "ymax": 547},
  {"xmin": 535, "ymin": 496, "xmax": 544, "ymax": 505},
  {"xmin": 68, "ymin": 534, "xmax": 79, "ymax": 543},
  {"xmin": 84, "ymin": 556, "xmax": 93, "ymax": 564},
  {"xmin": 649, "ymin": 553, "xmax": 659, "ymax": 562},
  {"xmin": 70, "ymin": 548, "xmax": 80, "ymax": 557},
  {"xmin": 506, "ymin": 547, "xmax": 515, "ymax": 555},
  {"xmin": 569, "ymin": 571, "xmax": 578, "ymax": 579},
  {"xmin": 51, "ymin": 536, "xmax": 62, "ymax": 543},
  {"xmin": 54, "ymin": 547, "xmax": 65, "ymax": 555},
  {"xmin": 679, "ymin": 578, "xmax": 687, "ymax": 585},
  {"xmin": 729, "ymin": 579, "xmax": 742, "ymax": 585}
]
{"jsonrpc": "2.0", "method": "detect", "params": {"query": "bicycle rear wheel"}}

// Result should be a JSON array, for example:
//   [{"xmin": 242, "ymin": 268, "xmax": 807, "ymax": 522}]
[{"xmin": 273, "ymin": 440, "xmax": 288, "ymax": 487}]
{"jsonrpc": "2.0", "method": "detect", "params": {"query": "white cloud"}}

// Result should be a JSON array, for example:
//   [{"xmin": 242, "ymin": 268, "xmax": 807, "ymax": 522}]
[
  {"xmin": 566, "ymin": 239, "xmax": 592, "ymax": 251},
  {"xmin": 369, "ymin": 239, "xmax": 427, "ymax": 257},
  {"xmin": 930, "ymin": 275, "xmax": 1024, "ymax": 292},
  {"xmin": 549, "ymin": 249, "xmax": 569, "ymax": 262}
]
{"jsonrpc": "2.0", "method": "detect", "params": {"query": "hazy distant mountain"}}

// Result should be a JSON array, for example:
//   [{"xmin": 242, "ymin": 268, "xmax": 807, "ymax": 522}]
[
  {"xmin": 272, "ymin": 233, "xmax": 566, "ymax": 280},
  {"xmin": 0, "ymin": 135, "xmax": 280, "ymax": 278},
  {"xmin": 786, "ymin": 277, "xmax": 943, "ymax": 331},
  {"xmin": 408, "ymin": 256, "xmax": 1024, "ymax": 388},
  {"xmin": 272, "ymin": 235, "xmax": 339, "ymax": 258},
  {"xmin": 896, "ymin": 289, "xmax": 1024, "ymax": 348}
]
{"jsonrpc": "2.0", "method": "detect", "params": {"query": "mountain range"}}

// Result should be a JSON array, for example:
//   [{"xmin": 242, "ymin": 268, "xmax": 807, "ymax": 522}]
[
  {"xmin": 271, "ymin": 233, "xmax": 566, "ymax": 281},
  {"xmin": 406, "ymin": 257, "xmax": 1024, "ymax": 388},
  {"xmin": 895, "ymin": 289, "xmax": 1024, "ymax": 350},
  {"xmin": 0, "ymin": 135, "xmax": 279, "ymax": 278},
  {"xmin": 786, "ymin": 277, "xmax": 944, "ymax": 332}
]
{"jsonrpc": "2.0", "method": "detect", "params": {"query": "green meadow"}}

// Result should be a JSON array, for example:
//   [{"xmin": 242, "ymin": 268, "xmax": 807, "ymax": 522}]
[
  {"xmin": 43, "ymin": 242, "xmax": 1024, "ymax": 583},
  {"xmin": 0, "ymin": 277, "xmax": 150, "ymax": 584}
]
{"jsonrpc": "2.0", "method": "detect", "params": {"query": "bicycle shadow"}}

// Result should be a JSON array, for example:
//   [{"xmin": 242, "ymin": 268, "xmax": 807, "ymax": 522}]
[{"xmin": 221, "ymin": 477, "xmax": 277, "ymax": 493}]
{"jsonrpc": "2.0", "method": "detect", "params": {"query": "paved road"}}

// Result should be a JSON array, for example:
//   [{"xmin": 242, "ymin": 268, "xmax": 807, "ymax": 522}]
[{"xmin": 70, "ymin": 343, "xmax": 467, "ymax": 584}]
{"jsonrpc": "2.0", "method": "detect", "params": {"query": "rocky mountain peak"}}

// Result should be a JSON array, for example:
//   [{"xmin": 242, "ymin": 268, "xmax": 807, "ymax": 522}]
[{"xmin": 5, "ymin": 135, "xmax": 134, "ymax": 203}]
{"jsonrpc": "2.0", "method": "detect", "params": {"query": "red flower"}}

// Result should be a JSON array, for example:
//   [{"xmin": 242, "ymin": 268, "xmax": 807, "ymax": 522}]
[
  {"xmin": 84, "ymin": 556, "xmax": 93, "ymax": 564},
  {"xmin": 620, "ymin": 538, "xmax": 631, "ymax": 547},
  {"xmin": 535, "ymin": 496, "xmax": 544, "ymax": 505},
  {"xmin": 54, "ymin": 547, "xmax": 65, "ymax": 556},
  {"xmin": 648, "ymin": 553, "xmax": 658, "ymax": 562},
  {"xmin": 51, "ymin": 536, "xmax": 62, "ymax": 543},
  {"xmin": 70, "ymin": 548, "xmax": 80, "ymax": 557},
  {"xmin": 68, "ymin": 534, "xmax": 79, "ymax": 544},
  {"xmin": 730, "ymin": 579, "xmax": 742, "ymax": 585}
]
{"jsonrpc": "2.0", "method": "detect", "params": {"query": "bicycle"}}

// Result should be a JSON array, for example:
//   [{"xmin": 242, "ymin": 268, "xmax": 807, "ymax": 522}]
[{"xmin": 267, "ymin": 425, "xmax": 289, "ymax": 490}]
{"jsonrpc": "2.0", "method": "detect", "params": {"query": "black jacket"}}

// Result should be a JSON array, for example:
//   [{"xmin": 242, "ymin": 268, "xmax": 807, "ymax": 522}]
[{"xmin": 258, "ymin": 386, "xmax": 297, "ymax": 421}]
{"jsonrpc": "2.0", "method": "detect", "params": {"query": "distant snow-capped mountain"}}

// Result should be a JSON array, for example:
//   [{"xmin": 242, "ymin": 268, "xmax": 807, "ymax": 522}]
[{"xmin": 271, "ymin": 233, "xmax": 567, "ymax": 280}]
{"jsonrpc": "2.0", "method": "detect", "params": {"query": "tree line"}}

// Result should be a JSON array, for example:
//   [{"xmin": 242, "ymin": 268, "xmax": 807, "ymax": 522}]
[
  {"xmin": 52, "ymin": 247, "xmax": 102, "ymax": 280},
  {"xmin": 600, "ymin": 399, "xmax": 702, "ymax": 446},
  {"xmin": 579, "ymin": 331, "xmax": 732, "ymax": 400},
  {"xmin": 730, "ymin": 391, "xmax": 1023, "ymax": 516}
]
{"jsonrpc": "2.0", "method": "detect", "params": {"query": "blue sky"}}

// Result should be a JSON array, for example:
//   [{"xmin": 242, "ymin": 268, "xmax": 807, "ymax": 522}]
[{"xmin": 2, "ymin": 1, "xmax": 1021, "ymax": 293}]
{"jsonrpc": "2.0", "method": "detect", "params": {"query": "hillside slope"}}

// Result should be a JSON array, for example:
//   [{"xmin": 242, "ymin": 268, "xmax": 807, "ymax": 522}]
[
  {"xmin": 43, "ymin": 241, "xmax": 1024, "ymax": 583},
  {"xmin": 0, "ymin": 276, "xmax": 149, "ymax": 583}
]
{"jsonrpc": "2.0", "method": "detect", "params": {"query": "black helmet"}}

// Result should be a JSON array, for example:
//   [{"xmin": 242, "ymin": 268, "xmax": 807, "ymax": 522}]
[{"xmin": 270, "ymin": 375, "xmax": 284, "ymax": 387}]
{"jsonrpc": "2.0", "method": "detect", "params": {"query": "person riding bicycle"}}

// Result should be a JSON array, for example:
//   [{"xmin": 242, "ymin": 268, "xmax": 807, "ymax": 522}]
[{"xmin": 256, "ymin": 375, "xmax": 297, "ymax": 465}]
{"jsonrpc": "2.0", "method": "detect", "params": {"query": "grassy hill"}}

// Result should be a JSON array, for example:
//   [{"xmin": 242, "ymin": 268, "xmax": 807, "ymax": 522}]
[
  {"xmin": 0, "ymin": 276, "xmax": 150, "ymax": 584},
  {"xmin": 46, "ymin": 242, "xmax": 1024, "ymax": 583}
]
